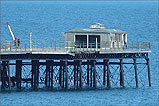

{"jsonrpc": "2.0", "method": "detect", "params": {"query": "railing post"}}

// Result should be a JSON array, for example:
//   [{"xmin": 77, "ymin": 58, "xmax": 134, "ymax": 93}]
[
  {"xmin": 5, "ymin": 41, "xmax": 6, "ymax": 51},
  {"xmin": 67, "ymin": 41, "xmax": 68, "ymax": 51},
  {"xmin": 71, "ymin": 42, "xmax": 73, "ymax": 52},
  {"xmin": 25, "ymin": 43, "xmax": 27, "ymax": 51},
  {"xmin": 50, "ymin": 40, "xmax": 52, "ymax": 47},
  {"xmin": 137, "ymin": 41, "xmax": 139, "ymax": 49},
  {"xmin": 55, "ymin": 41, "xmax": 56, "ymax": 51},
  {"xmin": 96, "ymin": 38, "xmax": 98, "ymax": 51},
  {"xmin": 59, "ymin": 39, "xmax": 60, "ymax": 48},
  {"xmin": 10, "ymin": 42, "xmax": 11, "ymax": 51},
  {"xmin": 73, "ymin": 42, "xmax": 75, "ymax": 52},
  {"xmin": 36, "ymin": 40, "xmax": 38, "ymax": 48},
  {"xmin": 149, "ymin": 42, "xmax": 151, "ymax": 50},
  {"xmin": 41, "ymin": 41, "xmax": 42, "ymax": 48},
  {"xmin": 94, "ymin": 43, "xmax": 95, "ymax": 51},
  {"xmin": 46, "ymin": 40, "xmax": 47, "ymax": 47}
]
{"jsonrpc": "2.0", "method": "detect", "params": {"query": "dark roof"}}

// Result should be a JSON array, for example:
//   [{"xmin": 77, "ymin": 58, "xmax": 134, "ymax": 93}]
[{"xmin": 63, "ymin": 28, "xmax": 127, "ymax": 35}]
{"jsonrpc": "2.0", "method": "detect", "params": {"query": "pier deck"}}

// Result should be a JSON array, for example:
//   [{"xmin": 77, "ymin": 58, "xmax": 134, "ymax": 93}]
[{"xmin": 0, "ymin": 40, "xmax": 151, "ymax": 55}]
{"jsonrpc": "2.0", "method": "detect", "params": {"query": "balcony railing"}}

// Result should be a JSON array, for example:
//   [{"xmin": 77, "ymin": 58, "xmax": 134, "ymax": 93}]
[{"xmin": 0, "ymin": 40, "xmax": 151, "ymax": 53}]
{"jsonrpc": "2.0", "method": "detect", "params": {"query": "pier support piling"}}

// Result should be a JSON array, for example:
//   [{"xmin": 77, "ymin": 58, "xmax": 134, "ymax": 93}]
[
  {"xmin": 120, "ymin": 59, "xmax": 124, "ymax": 88},
  {"xmin": 133, "ymin": 58, "xmax": 138, "ymax": 88},
  {"xmin": 90, "ymin": 61, "xmax": 93, "ymax": 87},
  {"xmin": 87, "ymin": 60, "xmax": 90, "ymax": 87},
  {"xmin": 1, "ymin": 61, "xmax": 7, "ymax": 89},
  {"xmin": 74, "ymin": 61, "xmax": 77, "ymax": 89},
  {"xmin": 16, "ymin": 60, "xmax": 22, "ymax": 89},
  {"xmin": 103, "ymin": 60, "xmax": 106, "ymax": 86},
  {"xmin": 32, "ymin": 60, "xmax": 39, "ymax": 90},
  {"xmin": 51, "ymin": 61, "xmax": 53, "ymax": 88},
  {"xmin": 79, "ymin": 60, "xmax": 83, "ymax": 88},
  {"xmin": 93, "ymin": 60, "xmax": 97, "ymax": 88},
  {"xmin": 59, "ymin": 63, "xmax": 62, "ymax": 87},
  {"xmin": 146, "ymin": 58, "xmax": 151, "ymax": 87},
  {"xmin": 106, "ymin": 60, "xmax": 111, "ymax": 88},
  {"xmin": 64, "ymin": 60, "xmax": 69, "ymax": 89},
  {"xmin": 62, "ymin": 61, "xmax": 65, "ymax": 88},
  {"xmin": 0, "ymin": 52, "xmax": 151, "ymax": 90},
  {"xmin": 77, "ymin": 62, "xmax": 79, "ymax": 88},
  {"xmin": 31, "ymin": 68, "xmax": 33, "ymax": 88},
  {"xmin": 7, "ymin": 61, "xmax": 11, "ymax": 92},
  {"xmin": 45, "ymin": 60, "xmax": 51, "ymax": 88}
]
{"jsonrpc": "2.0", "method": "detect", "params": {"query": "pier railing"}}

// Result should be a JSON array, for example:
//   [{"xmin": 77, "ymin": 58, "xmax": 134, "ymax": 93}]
[{"xmin": 0, "ymin": 40, "xmax": 151, "ymax": 53}]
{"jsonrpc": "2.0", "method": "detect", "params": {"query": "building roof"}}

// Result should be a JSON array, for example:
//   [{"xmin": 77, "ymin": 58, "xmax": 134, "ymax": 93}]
[
  {"xmin": 63, "ymin": 29, "xmax": 127, "ymax": 35},
  {"xmin": 62, "ymin": 23, "xmax": 127, "ymax": 35}
]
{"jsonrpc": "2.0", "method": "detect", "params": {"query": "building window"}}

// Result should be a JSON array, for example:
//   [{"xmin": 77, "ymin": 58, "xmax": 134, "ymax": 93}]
[{"xmin": 75, "ymin": 35, "xmax": 87, "ymax": 48}]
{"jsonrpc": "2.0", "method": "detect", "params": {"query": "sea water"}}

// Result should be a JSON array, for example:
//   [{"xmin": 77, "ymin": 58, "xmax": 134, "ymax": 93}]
[{"xmin": 1, "ymin": 1, "xmax": 159, "ymax": 105}]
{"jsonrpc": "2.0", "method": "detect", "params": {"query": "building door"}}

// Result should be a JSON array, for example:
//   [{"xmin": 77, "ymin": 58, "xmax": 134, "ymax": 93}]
[
  {"xmin": 75, "ymin": 35, "xmax": 87, "ymax": 48},
  {"xmin": 89, "ymin": 35, "xmax": 100, "ymax": 48}
]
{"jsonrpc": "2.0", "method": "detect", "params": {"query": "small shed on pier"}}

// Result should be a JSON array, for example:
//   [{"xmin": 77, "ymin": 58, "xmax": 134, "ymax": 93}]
[{"xmin": 62, "ymin": 23, "xmax": 127, "ymax": 50}]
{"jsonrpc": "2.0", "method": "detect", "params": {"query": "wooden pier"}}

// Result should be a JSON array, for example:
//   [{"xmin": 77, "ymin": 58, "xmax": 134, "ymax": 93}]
[{"xmin": 0, "ymin": 40, "xmax": 151, "ymax": 91}]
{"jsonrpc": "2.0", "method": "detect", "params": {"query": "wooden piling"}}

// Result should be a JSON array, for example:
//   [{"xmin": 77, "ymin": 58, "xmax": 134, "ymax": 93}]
[
  {"xmin": 103, "ymin": 59, "xmax": 106, "ymax": 86},
  {"xmin": 59, "ymin": 64, "xmax": 62, "ymax": 87},
  {"xmin": 106, "ymin": 60, "xmax": 111, "ymax": 88},
  {"xmin": 51, "ymin": 61, "xmax": 53, "ymax": 88},
  {"xmin": 90, "ymin": 62, "xmax": 93, "ymax": 87},
  {"xmin": 16, "ymin": 60, "xmax": 22, "ymax": 89},
  {"xmin": 0, "ymin": 61, "xmax": 1, "ymax": 87},
  {"xmin": 48, "ymin": 63, "xmax": 51, "ymax": 88},
  {"xmin": 45, "ymin": 61, "xmax": 48, "ymax": 87},
  {"xmin": 37, "ymin": 61, "xmax": 39, "ymax": 89},
  {"xmin": 65, "ymin": 60, "xmax": 69, "ymax": 89},
  {"xmin": 32, "ymin": 60, "xmax": 36, "ymax": 89},
  {"xmin": 62, "ymin": 61, "xmax": 65, "ymax": 88},
  {"xmin": 31, "ymin": 68, "xmax": 33, "ymax": 88},
  {"xmin": 93, "ymin": 60, "xmax": 97, "ymax": 88},
  {"xmin": 7, "ymin": 61, "xmax": 11, "ymax": 92},
  {"xmin": 45, "ymin": 60, "xmax": 51, "ymax": 88},
  {"xmin": 146, "ymin": 58, "xmax": 151, "ymax": 87},
  {"xmin": 1, "ymin": 61, "xmax": 6, "ymax": 89},
  {"xmin": 133, "ymin": 58, "xmax": 138, "ymax": 88},
  {"xmin": 79, "ymin": 60, "xmax": 83, "ymax": 88},
  {"xmin": 45, "ymin": 68, "xmax": 48, "ymax": 87},
  {"xmin": 120, "ymin": 59, "xmax": 124, "ymax": 88},
  {"xmin": 87, "ymin": 60, "xmax": 90, "ymax": 87},
  {"xmin": 74, "ymin": 60, "xmax": 77, "ymax": 88},
  {"xmin": 32, "ymin": 60, "xmax": 39, "ymax": 89},
  {"xmin": 77, "ymin": 63, "xmax": 79, "ymax": 88}
]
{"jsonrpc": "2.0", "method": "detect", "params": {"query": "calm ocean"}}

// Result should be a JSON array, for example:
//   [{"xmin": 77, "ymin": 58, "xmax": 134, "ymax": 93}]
[{"xmin": 1, "ymin": 1, "xmax": 159, "ymax": 106}]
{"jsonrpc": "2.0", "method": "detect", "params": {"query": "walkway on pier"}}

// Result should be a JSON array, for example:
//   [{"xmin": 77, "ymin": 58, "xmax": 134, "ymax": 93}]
[{"xmin": 0, "ymin": 40, "xmax": 151, "ymax": 55}]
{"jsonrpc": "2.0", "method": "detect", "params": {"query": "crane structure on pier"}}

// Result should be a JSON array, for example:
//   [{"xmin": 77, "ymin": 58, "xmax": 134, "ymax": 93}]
[{"xmin": 7, "ymin": 22, "xmax": 20, "ymax": 48}]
